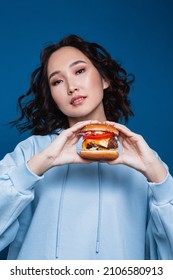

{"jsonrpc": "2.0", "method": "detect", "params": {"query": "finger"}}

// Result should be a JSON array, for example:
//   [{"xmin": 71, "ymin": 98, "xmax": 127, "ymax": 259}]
[
  {"xmin": 104, "ymin": 121, "xmax": 131, "ymax": 132},
  {"xmin": 105, "ymin": 121, "xmax": 139, "ymax": 139},
  {"xmin": 57, "ymin": 120, "xmax": 101, "ymax": 146},
  {"xmin": 106, "ymin": 155, "xmax": 124, "ymax": 165},
  {"xmin": 68, "ymin": 120, "xmax": 100, "ymax": 134},
  {"xmin": 71, "ymin": 120, "xmax": 103, "ymax": 139}
]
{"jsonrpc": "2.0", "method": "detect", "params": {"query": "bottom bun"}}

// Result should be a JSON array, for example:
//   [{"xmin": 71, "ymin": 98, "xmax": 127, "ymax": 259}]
[{"xmin": 79, "ymin": 149, "xmax": 119, "ymax": 161}]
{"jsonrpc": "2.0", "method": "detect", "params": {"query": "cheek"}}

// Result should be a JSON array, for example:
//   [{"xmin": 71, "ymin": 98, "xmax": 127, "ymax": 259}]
[
  {"xmin": 50, "ymin": 89, "xmax": 64, "ymax": 107},
  {"xmin": 86, "ymin": 71, "xmax": 104, "ymax": 91},
  {"xmin": 90, "ymin": 75, "xmax": 105, "ymax": 99}
]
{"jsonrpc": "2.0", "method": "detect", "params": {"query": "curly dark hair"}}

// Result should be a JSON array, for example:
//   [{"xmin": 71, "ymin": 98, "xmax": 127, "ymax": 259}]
[{"xmin": 11, "ymin": 34, "xmax": 134, "ymax": 135}]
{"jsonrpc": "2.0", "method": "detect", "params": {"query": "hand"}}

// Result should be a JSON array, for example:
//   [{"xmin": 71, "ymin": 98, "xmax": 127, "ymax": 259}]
[
  {"xmin": 46, "ymin": 120, "xmax": 100, "ymax": 166},
  {"xmin": 27, "ymin": 120, "xmax": 100, "ymax": 175},
  {"xmin": 104, "ymin": 121, "xmax": 167, "ymax": 183}
]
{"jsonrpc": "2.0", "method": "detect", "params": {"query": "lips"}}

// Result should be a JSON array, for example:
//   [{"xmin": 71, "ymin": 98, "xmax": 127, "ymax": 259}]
[{"xmin": 70, "ymin": 95, "xmax": 86, "ymax": 106}]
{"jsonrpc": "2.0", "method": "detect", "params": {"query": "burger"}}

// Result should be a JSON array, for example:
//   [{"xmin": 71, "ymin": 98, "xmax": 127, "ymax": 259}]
[{"xmin": 79, "ymin": 123, "xmax": 119, "ymax": 161}]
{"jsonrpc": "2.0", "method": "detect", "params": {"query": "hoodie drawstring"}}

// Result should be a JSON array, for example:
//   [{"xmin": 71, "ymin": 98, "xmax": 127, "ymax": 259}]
[
  {"xmin": 56, "ymin": 164, "xmax": 69, "ymax": 258},
  {"xmin": 55, "ymin": 163, "xmax": 103, "ymax": 257},
  {"xmin": 96, "ymin": 162, "xmax": 103, "ymax": 254}
]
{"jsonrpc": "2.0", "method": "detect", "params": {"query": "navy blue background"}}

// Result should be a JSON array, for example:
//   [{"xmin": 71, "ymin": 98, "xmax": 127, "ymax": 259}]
[{"xmin": 0, "ymin": 0, "xmax": 173, "ymax": 259}]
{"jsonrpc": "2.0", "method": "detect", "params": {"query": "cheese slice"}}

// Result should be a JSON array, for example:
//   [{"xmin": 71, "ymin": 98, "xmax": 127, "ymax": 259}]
[{"xmin": 82, "ymin": 138, "xmax": 110, "ymax": 149}]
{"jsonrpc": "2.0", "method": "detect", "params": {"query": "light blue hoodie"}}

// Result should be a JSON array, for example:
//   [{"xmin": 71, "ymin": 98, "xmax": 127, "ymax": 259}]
[{"xmin": 0, "ymin": 133, "xmax": 173, "ymax": 260}]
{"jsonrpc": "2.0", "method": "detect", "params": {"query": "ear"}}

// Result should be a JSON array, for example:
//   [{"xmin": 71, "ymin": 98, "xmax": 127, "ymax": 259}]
[{"xmin": 102, "ymin": 78, "xmax": 110, "ymax": 90}]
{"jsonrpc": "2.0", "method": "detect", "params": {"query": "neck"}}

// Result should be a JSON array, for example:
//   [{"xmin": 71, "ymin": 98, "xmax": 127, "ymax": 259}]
[{"xmin": 68, "ymin": 110, "xmax": 107, "ymax": 127}]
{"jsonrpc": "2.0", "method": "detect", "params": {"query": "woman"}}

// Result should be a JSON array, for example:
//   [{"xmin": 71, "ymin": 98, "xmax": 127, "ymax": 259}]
[{"xmin": 0, "ymin": 35, "xmax": 172, "ymax": 260}]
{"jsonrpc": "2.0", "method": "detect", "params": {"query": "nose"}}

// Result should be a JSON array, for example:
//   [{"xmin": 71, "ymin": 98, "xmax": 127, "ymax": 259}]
[
  {"xmin": 66, "ymin": 75, "xmax": 79, "ymax": 95},
  {"xmin": 67, "ymin": 86, "xmax": 78, "ymax": 95}
]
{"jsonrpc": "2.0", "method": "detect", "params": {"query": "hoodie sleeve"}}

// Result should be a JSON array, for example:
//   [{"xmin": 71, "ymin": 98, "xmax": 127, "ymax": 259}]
[
  {"xmin": 0, "ymin": 138, "xmax": 43, "ymax": 251},
  {"xmin": 146, "ymin": 170, "xmax": 173, "ymax": 259}
]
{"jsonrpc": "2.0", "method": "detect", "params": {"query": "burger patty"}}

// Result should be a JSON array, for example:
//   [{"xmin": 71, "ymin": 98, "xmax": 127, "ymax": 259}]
[
  {"xmin": 86, "ymin": 138, "xmax": 118, "ymax": 150},
  {"xmin": 107, "ymin": 137, "xmax": 118, "ymax": 149}
]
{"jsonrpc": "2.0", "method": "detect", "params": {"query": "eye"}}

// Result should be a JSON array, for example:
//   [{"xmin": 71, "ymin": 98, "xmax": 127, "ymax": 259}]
[
  {"xmin": 76, "ymin": 68, "xmax": 85, "ymax": 75},
  {"xmin": 52, "ymin": 79, "xmax": 63, "ymax": 86}
]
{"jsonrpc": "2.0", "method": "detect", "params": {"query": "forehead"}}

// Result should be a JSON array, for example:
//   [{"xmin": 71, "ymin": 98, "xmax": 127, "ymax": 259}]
[{"xmin": 47, "ymin": 46, "xmax": 91, "ymax": 71}]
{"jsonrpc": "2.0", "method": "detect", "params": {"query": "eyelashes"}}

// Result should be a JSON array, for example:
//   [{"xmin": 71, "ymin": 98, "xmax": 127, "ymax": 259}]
[
  {"xmin": 52, "ymin": 80, "xmax": 63, "ymax": 86},
  {"xmin": 50, "ymin": 68, "xmax": 86, "ymax": 86},
  {"xmin": 76, "ymin": 68, "xmax": 85, "ymax": 75}
]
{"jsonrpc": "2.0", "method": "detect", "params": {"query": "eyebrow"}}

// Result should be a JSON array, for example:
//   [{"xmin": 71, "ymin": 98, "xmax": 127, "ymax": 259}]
[{"xmin": 48, "ymin": 60, "xmax": 87, "ymax": 81}]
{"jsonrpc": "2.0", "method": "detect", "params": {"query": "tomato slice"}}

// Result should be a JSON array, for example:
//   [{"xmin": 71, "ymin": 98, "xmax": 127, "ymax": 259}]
[{"xmin": 83, "ymin": 132, "xmax": 114, "ymax": 139}]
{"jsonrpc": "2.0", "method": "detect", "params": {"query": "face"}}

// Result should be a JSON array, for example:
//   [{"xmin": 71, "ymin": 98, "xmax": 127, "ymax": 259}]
[{"xmin": 47, "ymin": 46, "xmax": 109, "ymax": 126}]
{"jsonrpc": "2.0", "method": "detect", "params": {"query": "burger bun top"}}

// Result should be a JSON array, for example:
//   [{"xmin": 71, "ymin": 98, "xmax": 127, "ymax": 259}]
[{"xmin": 81, "ymin": 123, "xmax": 119, "ymax": 136}]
